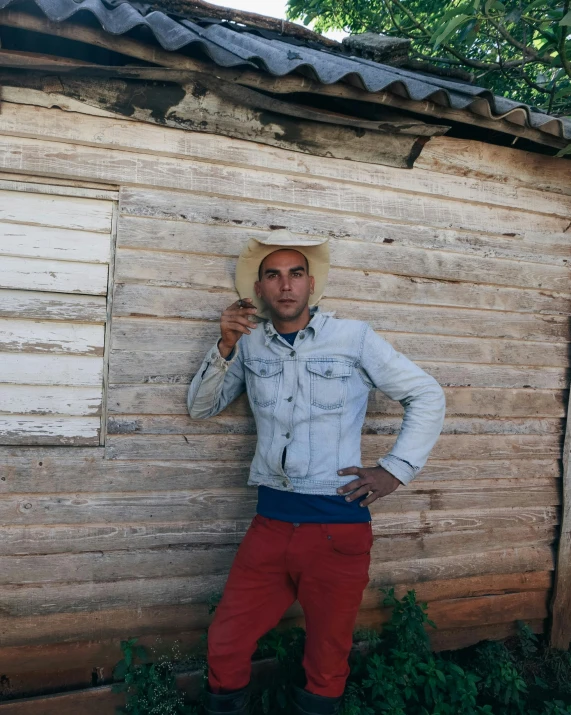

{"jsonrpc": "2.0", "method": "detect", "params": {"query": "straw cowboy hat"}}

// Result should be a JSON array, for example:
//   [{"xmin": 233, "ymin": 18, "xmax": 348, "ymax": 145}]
[{"xmin": 235, "ymin": 230, "xmax": 330, "ymax": 320}]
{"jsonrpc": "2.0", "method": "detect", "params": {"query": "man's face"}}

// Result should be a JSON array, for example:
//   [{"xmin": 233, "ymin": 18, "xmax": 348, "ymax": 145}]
[{"xmin": 254, "ymin": 249, "xmax": 315, "ymax": 322}]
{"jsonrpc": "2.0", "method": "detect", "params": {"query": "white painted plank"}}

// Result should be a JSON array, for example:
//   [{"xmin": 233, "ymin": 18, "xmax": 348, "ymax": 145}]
[
  {"xmin": 0, "ymin": 319, "xmax": 104, "ymax": 355},
  {"xmin": 0, "ymin": 189, "xmax": 112, "ymax": 232},
  {"xmin": 0, "ymin": 255, "xmax": 108, "ymax": 295},
  {"xmin": 0, "ymin": 289, "xmax": 107, "ymax": 322},
  {"xmin": 0, "ymin": 385, "xmax": 102, "ymax": 415},
  {"xmin": 0, "ymin": 223, "xmax": 111, "ymax": 263},
  {"xmin": 0, "ymin": 353, "xmax": 103, "ymax": 386},
  {"xmin": 0, "ymin": 416, "xmax": 100, "ymax": 444},
  {"xmin": 0, "ymin": 177, "xmax": 118, "ymax": 201}
]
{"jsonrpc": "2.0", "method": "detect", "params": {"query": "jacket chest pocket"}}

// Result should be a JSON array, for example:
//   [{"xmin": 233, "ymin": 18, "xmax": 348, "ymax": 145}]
[
  {"xmin": 244, "ymin": 359, "xmax": 283, "ymax": 407},
  {"xmin": 307, "ymin": 360, "xmax": 353, "ymax": 410}
]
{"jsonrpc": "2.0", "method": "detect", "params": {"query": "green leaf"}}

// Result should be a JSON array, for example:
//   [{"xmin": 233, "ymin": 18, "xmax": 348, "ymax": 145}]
[
  {"xmin": 112, "ymin": 682, "xmax": 128, "ymax": 693},
  {"xmin": 555, "ymin": 85, "xmax": 571, "ymax": 99},
  {"xmin": 560, "ymin": 10, "xmax": 571, "ymax": 25},
  {"xmin": 113, "ymin": 660, "xmax": 128, "ymax": 680},
  {"xmin": 432, "ymin": 14, "xmax": 471, "ymax": 47}
]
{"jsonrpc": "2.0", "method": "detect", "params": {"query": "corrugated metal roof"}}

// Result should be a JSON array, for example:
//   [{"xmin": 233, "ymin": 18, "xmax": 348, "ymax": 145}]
[{"xmin": 4, "ymin": 0, "xmax": 571, "ymax": 142}]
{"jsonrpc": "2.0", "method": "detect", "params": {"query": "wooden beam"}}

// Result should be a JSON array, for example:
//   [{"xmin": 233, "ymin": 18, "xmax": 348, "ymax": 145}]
[
  {"xmin": 0, "ymin": 10, "xmax": 565, "ymax": 149},
  {"xmin": 550, "ymin": 398, "xmax": 571, "ymax": 648}
]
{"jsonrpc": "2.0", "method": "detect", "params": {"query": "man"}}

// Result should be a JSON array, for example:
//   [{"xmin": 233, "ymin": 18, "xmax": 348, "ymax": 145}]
[{"xmin": 187, "ymin": 230, "xmax": 445, "ymax": 715}]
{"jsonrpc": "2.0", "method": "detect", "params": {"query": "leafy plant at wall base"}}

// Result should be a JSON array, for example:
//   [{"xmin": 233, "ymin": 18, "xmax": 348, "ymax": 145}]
[{"xmin": 112, "ymin": 638, "xmax": 197, "ymax": 715}]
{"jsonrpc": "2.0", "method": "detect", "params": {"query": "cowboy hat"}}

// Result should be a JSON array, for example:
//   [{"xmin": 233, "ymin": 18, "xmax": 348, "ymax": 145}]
[{"xmin": 235, "ymin": 230, "xmax": 330, "ymax": 320}]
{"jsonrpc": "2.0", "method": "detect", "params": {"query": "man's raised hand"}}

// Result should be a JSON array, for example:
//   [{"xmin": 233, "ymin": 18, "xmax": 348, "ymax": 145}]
[
  {"xmin": 218, "ymin": 298, "xmax": 258, "ymax": 358},
  {"xmin": 336, "ymin": 466, "xmax": 401, "ymax": 507}
]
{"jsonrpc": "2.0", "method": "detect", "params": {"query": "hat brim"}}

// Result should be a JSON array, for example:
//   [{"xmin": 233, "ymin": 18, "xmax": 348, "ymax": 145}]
[{"xmin": 235, "ymin": 236, "xmax": 330, "ymax": 320}]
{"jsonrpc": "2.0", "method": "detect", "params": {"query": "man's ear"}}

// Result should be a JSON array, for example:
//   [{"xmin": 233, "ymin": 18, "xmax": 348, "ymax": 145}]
[
  {"xmin": 309, "ymin": 275, "xmax": 315, "ymax": 295},
  {"xmin": 254, "ymin": 279, "xmax": 262, "ymax": 298}
]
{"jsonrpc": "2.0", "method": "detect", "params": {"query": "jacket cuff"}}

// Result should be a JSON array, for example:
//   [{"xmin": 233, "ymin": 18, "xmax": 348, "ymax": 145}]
[
  {"xmin": 378, "ymin": 455, "xmax": 418, "ymax": 486},
  {"xmin": 209, "ymin": 340, "xmax": 239, "ymax": 371}
]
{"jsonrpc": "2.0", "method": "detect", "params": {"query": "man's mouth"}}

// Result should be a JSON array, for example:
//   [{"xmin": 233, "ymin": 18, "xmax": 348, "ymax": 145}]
[{"xmin": 278, "ymin": 299, "xmax": 296, "ymax": 304}]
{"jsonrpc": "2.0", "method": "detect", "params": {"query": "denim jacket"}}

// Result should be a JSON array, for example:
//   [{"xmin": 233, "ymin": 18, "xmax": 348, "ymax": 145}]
[{"xmin": 187, "ymin": 310, "xmax": 445, "ymax": 495}]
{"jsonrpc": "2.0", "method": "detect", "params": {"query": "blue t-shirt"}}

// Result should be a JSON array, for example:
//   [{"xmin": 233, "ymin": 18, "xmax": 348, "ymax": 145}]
[{"xmin": 256, "ymin": 330, "xmax": 371, "ymax": 523}]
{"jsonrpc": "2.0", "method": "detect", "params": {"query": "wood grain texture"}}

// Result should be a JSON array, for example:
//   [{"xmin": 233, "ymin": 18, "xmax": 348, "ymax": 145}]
[
  {"xmin": 0, "ymin": 545, "xmax": 553, "ymax": 616},
  {"xmin": 0, "ymin": 480, "xmax": 559, "ymax": 526},
  {"xmin": 0, "ymin": 188, "xmax": 112, "ymax": 232},
  {"xmin": 0, "ymin": 136, "xmax": 567, "ymax": 242},
  {"xmin": 0, "ymin": 223, "xmax": 111, "ymax": 263},
  {"xmin": 417, "ymin": 135, "xmax": 571, "ymax": 197},
  {"xmin": 0, "ymin": 417, "xmax": 100, "ymax": 445},
  {"xmin": 0, "ymin": 289, "xmax": 107, "ymax": 322},
  {"xmin": 0, "ymin": 353, "xmax": 103, "ymax": 386},
  {"xmin": 104, "ymin": 433, "xmax": 563, "ymax": 463},
  {"xmin": 108, "ymin": 383, "xmax": 567, "ymax": 417},
  {"xmin": 0, "ymin": 103, "xmax": 567, "ymax": 218},
  {"xmin": 0, "ymin": 385, "xmax": 102, "ymax": 416},
  {"xmin": 0, "ymin": 447, "xmax": 560, "ymax": 493},
  {"xmin": 117, "ymin": 211, "xmax": 571, "ymax": 272},
  {"xmin": 0, "ymin": 255, "xmax": 109, "ymax": 295},
  {"xmin": 0, "ymin": 319, "xmax": 104, "ymax": 355}
]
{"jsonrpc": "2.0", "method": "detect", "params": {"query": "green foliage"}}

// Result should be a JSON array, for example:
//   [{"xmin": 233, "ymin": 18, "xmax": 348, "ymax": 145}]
[
  {"xmin": 112, "ymin": 638, "xmax": 197, "ymax": 715},
  {"xmin": 112, "ymin": 590, "xmax": 571, "ymax": 715},
  {"xmin": 285, "ymin": 0, "xmax": 571, "ymax": 117}
]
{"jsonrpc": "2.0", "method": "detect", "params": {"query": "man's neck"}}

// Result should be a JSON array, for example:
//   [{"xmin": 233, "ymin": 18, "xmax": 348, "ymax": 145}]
[{"xmin": 270, "ymin": 306, "xmax": 311, "ymax": 334}]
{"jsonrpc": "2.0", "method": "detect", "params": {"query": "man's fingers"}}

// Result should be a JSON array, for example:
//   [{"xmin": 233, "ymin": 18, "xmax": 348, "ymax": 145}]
[
  {"xmin": 343, "ymin": 486, "xmax": 370, "ymax": 502},
  {"xmin": 337, "ymin": 466, "xmax": 361, "ymax": 477},
  {"xmin": 224, "ymin": 322, "xmax": 254, "ymax": 335},
  {"xmin": 360, "ymin": 492, "xmax": 381, "ymax": 507},
  {"xmin": 337, "ymin": 477, "xmax": 365, "ymax": 495}
]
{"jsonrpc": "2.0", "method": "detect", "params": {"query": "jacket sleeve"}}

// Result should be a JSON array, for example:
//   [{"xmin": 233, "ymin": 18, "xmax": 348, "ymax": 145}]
[
  {"xmin": 359, "ymin": 325, "xmax": 445, "ymax": 485},
  {"xmin": 187, "ymin": 340, "xmax": 246, "ymax": 419}
]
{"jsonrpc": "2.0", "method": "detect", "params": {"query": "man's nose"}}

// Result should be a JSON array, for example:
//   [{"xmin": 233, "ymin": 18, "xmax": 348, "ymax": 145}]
[{"xmin": 280, "ymin": 276, "xmax": 292, "ymax": 290}]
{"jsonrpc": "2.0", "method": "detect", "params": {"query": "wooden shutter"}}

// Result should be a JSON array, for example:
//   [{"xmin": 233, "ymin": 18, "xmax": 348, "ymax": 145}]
[{"xmin": 0, "ymin": 183, "xmax": 115, "ymax": 445}]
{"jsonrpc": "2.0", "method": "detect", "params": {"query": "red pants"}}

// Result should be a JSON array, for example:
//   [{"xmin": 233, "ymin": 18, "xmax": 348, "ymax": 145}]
[{"xmin": 208, "ymin": 515, "xmax": 372, "ymax": 698}]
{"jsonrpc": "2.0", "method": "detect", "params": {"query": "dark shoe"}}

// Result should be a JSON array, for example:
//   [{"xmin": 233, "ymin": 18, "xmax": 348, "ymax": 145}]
[
  {"xmin": 204, "ymin": 684, "xmax": 250, "ymax": 714},
  {"xmin": 291, "ymin": 685, "xmax": 342, "ymax": 715}
]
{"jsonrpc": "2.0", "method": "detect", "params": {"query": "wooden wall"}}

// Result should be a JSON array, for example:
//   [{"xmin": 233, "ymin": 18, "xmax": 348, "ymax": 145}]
[{"xmin": 0, "ymin": 95, "xmax": 569, "ymax": 698}]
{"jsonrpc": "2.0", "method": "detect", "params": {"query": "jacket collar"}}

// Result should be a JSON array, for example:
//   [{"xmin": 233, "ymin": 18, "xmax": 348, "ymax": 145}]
[{"xmin": 262, "ymin": 307, "xmax": 333, "ymax": 346}]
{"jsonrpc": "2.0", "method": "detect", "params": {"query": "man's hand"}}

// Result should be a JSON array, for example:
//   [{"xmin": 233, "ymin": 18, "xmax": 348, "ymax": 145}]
[
  {"xmin": 219, "ymin": 298, "xmax": 258, "ymax": 358},
  {"xmin": 337, "ymin": 466, "xmax": 401, "ymax": 507}
]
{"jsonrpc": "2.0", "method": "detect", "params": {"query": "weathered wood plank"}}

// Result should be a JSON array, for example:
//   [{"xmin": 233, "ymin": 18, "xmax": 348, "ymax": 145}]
[
  {"xmin": 0, "ymin": 507, "xmax": 556, "ymax": 556},
  {"xmin": 0, "ymin": 188, "xmax": 112, "ymax": 232},
  {"xmin": 0, "ymin": 480, "xmax": 560, "ymax": 526},
  {"xmin": 110, "ymin": 292, "xmax": 571, "ymax": 366},
  {"xmin": 0, "ymin": 447, "xmax": 560, "ymax": 493},
  {"xmin": 1, "ymin": 103, "xmax": 568, "ymax": 217},
  {"xmin": 0, "ymin": 172, "xmax": 118, "ymax": 196},
  {"xmin": 110, "ymin": 308, "xmax": 570, "ymax": 351},
  {"xmin": 107, "ymin": 414, "xmax": 564, "ymax": 437},
  {"xmin": 0, "ymin": 136, "xmax": 567, "ymax": 239},
  {"xmin": 0, "ymin": 385, "xmax": 102, "ymax": 416},
  {"xmin": 0, "ymin": 289, "xmax": 107, "ymax": 322},
  {"xmin": 109, "ymin": 350, "xmax": 569, "ymax": 389},
  {"xmin": 0, "ymin": 526, "xmax": 554, "ymax": 588},
  {"xmin": 417, "ymin": 135, "xmax": 571, "ymax": 197},
  {"xmin": 0, "ymin": 353, "xmax": 104, "ymax": 386},
  {"xmin": 113, "ymin": 277, "xmax": 571, "ymax": 327},
  {"xmin": 550, "ymin": 356, "xmax": 571, "ymax": 648},
  {"xmin": 0, "ymin": 255, "xmax": 109, "ymax": 295},
  {"xmin": 0, "ymin": 223, "xmax": 111, "ymax": 263},
  {"xmin": 115, "ymin": 231, "xmax": 571, "ymax": 296},
  {"xmin": 0, "ymin": 544, "xmax": 552, "ymax": 615},
  {"xmin": 0, "ymin": 319, "xmax": 104, "ymax": 355},
  {"xmin": 430, "ymin": 619, "xmax": 545, "ymax": 652},
  {"xmin": 118, "ymin": 212, "xmax": 571, "ymax": 272},
  {"xmin": 0, "ymin": 572, "xmax": 552, "ymax": 647},
  {"xmin": 104, "ymin": 433, "xmax": 563, "ymax": 462},
  {"xmin": 108, "ymin": 383, "xmax": 567, "ymax": 418},
  {"xmin": 0, "ymin": 416, "xmax": 100, "ymax": 445}
]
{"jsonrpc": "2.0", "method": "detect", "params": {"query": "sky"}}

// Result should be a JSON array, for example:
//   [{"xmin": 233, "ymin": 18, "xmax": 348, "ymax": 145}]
[{"xmin": 206, "ymin": 0, "xmax": 347, "ymax": 41}]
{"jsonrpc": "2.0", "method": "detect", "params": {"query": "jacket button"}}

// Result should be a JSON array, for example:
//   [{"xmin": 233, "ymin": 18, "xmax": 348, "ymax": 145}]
[
  {"xmin": 287, "ymin": 396, "xmax": 293, "ymax": 402},
  {"xmin": 290, "ymin": 351, "xmax": 296, "ymax": 357},
  {"xmin": 299, "ymin": 333, "xmax": 305, "ymax": 339},
  {"xmin": 325, "ymin": 369, "xmax": 332, "ymax": 376},
  {"xmin": 260, "ymin": 369, "xmax": 267, "ymax": 375},
  {"xmin": 285, "ymin": 432, "xmax": 291, "ymax": 439},
  {"xmin": 282, "ymin": 480, "xmax": 288, "ymax": 487}
]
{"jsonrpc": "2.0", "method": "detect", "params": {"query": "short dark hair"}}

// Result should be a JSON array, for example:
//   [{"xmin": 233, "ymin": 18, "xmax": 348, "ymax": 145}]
[{"xmin": 258, "ymin": 250, "xmax": 309, "ymax": 281}]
